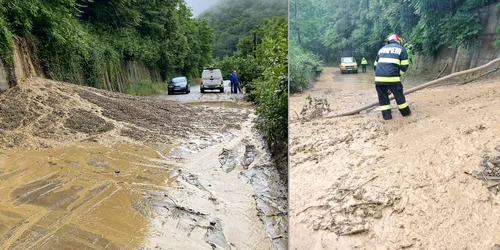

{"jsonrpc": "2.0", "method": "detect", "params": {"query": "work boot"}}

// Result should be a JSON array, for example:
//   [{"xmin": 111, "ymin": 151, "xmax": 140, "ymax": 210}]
[
  {"xmin": 381, "ymin": 110, "xmax": 392, "ymax": 120},
  {"xmin": 400, "ymin": 106, "xmax": 411, "ymax": 117}
]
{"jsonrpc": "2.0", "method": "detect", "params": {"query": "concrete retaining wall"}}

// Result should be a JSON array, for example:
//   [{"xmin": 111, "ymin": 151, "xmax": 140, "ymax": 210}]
[{"xmin": 414, "ymin": 4, "xmax": 500, "ymax": 78}]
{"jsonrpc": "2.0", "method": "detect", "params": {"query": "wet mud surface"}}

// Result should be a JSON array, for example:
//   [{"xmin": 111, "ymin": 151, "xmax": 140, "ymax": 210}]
[
  {"xmin": 143, "ymin": 127, "xmax": 288, "ymax": 250},
  {"xmin": 0, "ymin": 77, "xmax": 286, "ymax": 249},
  {"xmin": 289, "ymin": 67, "xmax": 500, "ymax": 249},
  {"xmin": 0, "ymin": 143, "xmax": 165, "ymax": 249}
]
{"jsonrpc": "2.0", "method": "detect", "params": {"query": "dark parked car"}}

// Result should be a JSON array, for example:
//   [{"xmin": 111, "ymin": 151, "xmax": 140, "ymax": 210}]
[{"xmin": 168, "ymin": 76, "xmax": 190, "ymax": 95}]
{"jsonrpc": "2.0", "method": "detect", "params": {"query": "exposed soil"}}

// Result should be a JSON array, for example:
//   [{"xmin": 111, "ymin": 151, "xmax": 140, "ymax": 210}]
[
  {"xmin": 289, "ymin": 67, "xmax": 500, "ymax": 249},
  {"xmin": 0, "ymin": 77, "xmax": 244, "ymax": 149},
  {"xmin": 0, "ymin": 77, "xmax": 286, "ymax": 249}
]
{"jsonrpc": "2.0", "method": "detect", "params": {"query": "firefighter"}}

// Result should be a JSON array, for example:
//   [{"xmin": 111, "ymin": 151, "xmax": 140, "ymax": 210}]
[
  {"xmin": 361, "ymin": 57, "xmax": 368, "ymax": 73},
  {"xmin": 373, "ymin": 34, "xmax": 411, "ymax": 120}
]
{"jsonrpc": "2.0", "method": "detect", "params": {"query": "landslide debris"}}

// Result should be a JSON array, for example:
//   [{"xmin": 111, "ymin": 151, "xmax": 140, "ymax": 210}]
[
  {"xmin": 0, "ymin": 77, "xmax": 246, "ymax": 149},
  {"xmin": 471, "ymin": 147, "xmax": 500, "ymax": 194},
  {"xmin": 299, "ymin": 95, "xmax": 330, "ymax": 121}
]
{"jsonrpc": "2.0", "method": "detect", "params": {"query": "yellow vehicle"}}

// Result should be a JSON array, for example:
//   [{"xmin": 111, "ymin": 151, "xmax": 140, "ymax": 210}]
[{"xmin": 339, "ymin": 56, "xmax": 358, "ymax": 74}]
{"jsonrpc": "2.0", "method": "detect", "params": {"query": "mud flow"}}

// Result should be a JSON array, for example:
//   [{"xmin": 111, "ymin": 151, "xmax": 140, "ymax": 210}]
[
  {"xmin": 0, "ymin": 143, "xmax": 168, "ymax": 249},
  {"xmin": 290, "ymin": 67, "xmax": 500, "ymax": 249},
  {"xmin": 0, "ymin": 77, "xmax": 286, "ymax": 249},
  {"xmin": 188, "ymin": 101, "xmax": 252, "ymax": 109}
]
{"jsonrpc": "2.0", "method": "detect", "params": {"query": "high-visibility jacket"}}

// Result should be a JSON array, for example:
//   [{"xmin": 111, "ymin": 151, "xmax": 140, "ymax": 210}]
[
  {"xmin": 373, "ymin": 41, "xmax": 409, "ymax": 84},
  {"xmin": 361, "ymin": 58, "xmax": 368, "ymax": 65}
]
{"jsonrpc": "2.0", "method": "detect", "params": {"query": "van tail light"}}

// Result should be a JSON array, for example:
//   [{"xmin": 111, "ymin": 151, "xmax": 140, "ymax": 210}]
[
  {"xmin": 201, "ymin": 79, "xmax": 203, "ymax": 85},
  {"xmin": 220, "ymin": 78, "xmax": 223, "ymax": 83}
]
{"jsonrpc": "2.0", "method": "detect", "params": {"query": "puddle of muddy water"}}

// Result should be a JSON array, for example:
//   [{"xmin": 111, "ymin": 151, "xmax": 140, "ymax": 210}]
[
  {"xmin": 0, "ymin": 142, "xmax": 176, "ymax": 250},
  {"xmin": 188, "ymin": 101, "xmax": 253, "ymax": 109},
  {"xmin": 331, "ymin": 68, "xmax": 423, "ymax": 89}
]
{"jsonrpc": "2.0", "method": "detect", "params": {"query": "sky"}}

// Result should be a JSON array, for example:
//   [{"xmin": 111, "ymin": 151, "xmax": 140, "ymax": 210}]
[{"xmin": 184, "ymin": 0, "xmax": 220, "ymax": 17}]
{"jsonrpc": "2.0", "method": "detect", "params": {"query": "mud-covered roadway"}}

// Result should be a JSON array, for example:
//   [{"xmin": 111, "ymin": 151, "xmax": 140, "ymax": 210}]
[
  {"xmin": 0, "ymin": 77, "xmax": 287, "ymax": 249},
  {"xmin": 154, "ymin": 80, "xmax": 235, "ymax": 102},
  {"xmin": 289, "ymin": 67, "xmax": 500, "ymax": 249}
]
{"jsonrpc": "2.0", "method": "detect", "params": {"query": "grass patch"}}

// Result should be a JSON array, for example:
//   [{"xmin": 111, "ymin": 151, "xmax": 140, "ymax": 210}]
[{"xmin": 127, "ymin": 80, "xmax": 169, "ymax": 96}]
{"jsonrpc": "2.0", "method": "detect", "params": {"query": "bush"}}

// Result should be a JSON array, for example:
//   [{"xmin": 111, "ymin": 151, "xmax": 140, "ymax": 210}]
[
  {"xmin": 126, "ymin": 80, "xmax": 169, "ymax": 96},
  {"xmin": 289, "ymin": 41, "xmax": 323, "ymax": 93},
  {"xmin": 250, "ymin": 23, "xmax": 288, "ymax": 165}
]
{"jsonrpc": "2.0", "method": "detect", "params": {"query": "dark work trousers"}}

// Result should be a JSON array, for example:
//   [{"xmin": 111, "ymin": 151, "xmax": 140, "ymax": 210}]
[
  {"xmin": 375, "ymin": 83, "xmax": 411, "ymax": 120},
  {"xmin": 232, "ymin": 82, "xmax": 240, "ymax": 93},
  {"xmin": 362, "ymin": 64, "xmax": 367, "ymax": 73},
  {"xmin": 230, "ymin": 82, "xmax": 234, "ymax": 93}
]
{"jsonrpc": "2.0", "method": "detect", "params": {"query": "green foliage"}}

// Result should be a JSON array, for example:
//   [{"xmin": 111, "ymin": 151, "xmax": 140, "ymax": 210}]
[
  {"xmin": 0, "ymin": 0, "xmax": 214, "ymax": 92},
  {"xmin": 497, "ymin": 24, "xmax": 500, "ymax": 47},
  {"xmin": 497, "ymin": 3, "xmax": 500, "ymax": 47},
  {"xmin": 214, "ymin": 15, "xmax": 288, "ymax": 163},
  {"xmin": 290, "ymin": 0, "xmax": 496, "ymax": 63},
  {"xmin": 126, "ymin": 79, "xmax": 169, "ymax": 96},
  {"xmin": 289, "ymin": 41, "xmax": 322, "ymax": 93},
  {"xmin": 251, "ymin": 21, "xmax": 288, "ymax": 157},
  {"xmin": 0, "ymin": 16, "xmax": 14, "ymax": 66},
  {"xmin": 199, "ymin": 0, "xmax": 287, "ymax": 59}
]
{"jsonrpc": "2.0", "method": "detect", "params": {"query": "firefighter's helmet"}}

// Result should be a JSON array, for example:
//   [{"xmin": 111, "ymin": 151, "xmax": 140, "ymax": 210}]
[{"xmin": 387, "ymin": 34, "xmax": 402, "ymax": 44}]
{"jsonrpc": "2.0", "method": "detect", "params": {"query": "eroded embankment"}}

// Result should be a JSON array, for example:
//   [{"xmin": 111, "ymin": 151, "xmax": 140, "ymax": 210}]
[{"xmin": 290, "ymin": 67, "xmax": 500, "ymax": 250}]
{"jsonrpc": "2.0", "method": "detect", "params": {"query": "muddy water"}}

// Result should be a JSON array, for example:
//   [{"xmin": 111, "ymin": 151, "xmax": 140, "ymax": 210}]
[
  {"xmin": 332, "ymin": 70, "xmax": 376, "ymax": 86},
  {"xmin": 188, "ymin": 101, "xmax": 252, "ymax": 109},
  {"xmin": 290, "ymin": 67, "xmax": 500, "ymax": 249},
  {"xmin": 0, "ymin": 143, "xmax": 173, "ymax": 249},
  {"xmin": 143, "ymin": 113, "xmax": 287, "ymax": 250},
  {"xmin": 148, "ymin": 88, "xmax": 286, "ymax": 249},
  {"xmin": 316, "ymin": 68, "xmax": 422, "ymax": 97}
]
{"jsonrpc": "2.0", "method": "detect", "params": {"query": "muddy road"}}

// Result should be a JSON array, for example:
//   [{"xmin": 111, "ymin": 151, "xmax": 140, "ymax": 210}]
[
  {"xmin": 0, "ymin": 77, "xmax": 287, "ymax": 249},
  {"xmin": 154, "ymin": 80, "xmax": 239, "ymax": 102},
  {"xmin": 289, "ymin": 67, "xmax": 500, "ymax": 249}
]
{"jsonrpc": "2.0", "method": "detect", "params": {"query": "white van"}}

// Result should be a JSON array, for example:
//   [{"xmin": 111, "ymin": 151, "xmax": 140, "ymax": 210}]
[{"xmin": 200, "ymin": 67, "xmax": 224, "ymax": 93}]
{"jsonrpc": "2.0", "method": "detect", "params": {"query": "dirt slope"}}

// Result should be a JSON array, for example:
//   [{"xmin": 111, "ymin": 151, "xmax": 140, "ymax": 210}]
[{"xmin": 289, "ymin": 67, "xmax": 500, "ymax": 249}]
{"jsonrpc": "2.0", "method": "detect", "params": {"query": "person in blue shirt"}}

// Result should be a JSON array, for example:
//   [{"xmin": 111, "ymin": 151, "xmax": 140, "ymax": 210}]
[{"xmin": 229, "ymin": 70, "xmax": 240, "ymax": 94}]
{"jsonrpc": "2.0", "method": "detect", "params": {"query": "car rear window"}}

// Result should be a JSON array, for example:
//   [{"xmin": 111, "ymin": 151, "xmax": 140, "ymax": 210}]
[
  {"xmin": 202, "ymin": 70, "xmax": 222, "ymax": 78},
  {"xmin": 172, "ymin": 77, "xmax": 186, "ymax": 83}
]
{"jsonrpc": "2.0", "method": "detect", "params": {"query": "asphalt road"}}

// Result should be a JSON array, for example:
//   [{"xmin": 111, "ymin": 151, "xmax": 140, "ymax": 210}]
[{"xmin": 154, "ymin": 80, "xmax": 243, "ymax": 102}]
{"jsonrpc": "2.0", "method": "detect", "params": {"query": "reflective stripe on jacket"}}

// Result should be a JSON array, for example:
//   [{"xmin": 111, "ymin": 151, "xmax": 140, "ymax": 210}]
[
  {"xmin": 374, "ymin": 41, "xmax": 409, "ymax": 85},
  {"xmin": 361, "ymin": 58, "xmax": 368, "ymax": 65}
]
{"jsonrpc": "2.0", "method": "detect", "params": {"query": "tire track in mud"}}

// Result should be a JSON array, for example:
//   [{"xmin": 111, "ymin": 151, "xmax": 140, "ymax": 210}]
[
  {"xmin": 24, "ymin": 185, "xmax": 121, "ymax": 250},
  {"xmin": 0, "ymin": 211, "xmax": 50, "ymax": 250},
  {"xmin": 3, "ymin": 182, "xmax": 118, "ymax": 250}
]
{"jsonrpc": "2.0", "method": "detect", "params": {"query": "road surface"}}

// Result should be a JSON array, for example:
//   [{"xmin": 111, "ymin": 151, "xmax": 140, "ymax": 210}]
[
  {"xmin": 0, "ymin": 77, "xmax": 286, "ymax": 250},
  {"xmin": 154, "ymin": 80, "xmax": 243, "ymax": 103},
  {"xmin": 289, "ymin": 67, "xmax": 500, "ymax": 250}
]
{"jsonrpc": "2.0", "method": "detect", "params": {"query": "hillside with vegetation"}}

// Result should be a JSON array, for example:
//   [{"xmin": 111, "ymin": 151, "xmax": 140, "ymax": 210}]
[
  {"xmin": 289, "ymin": 0, "xmax": 499, "ymax": 92},
  {"xmin": 199, "ymin": 0, "xmax": 287, "ymax": 59},
  {"xmin": 0, "ymin": 0, "xmax": 213, "ymax": 90}
]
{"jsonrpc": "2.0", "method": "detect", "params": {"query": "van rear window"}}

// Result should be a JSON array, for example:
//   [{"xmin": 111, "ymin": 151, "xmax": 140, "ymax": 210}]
[{"xmin": 341, "ymin": 57, "xmax": 355, "ymax": 63}]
